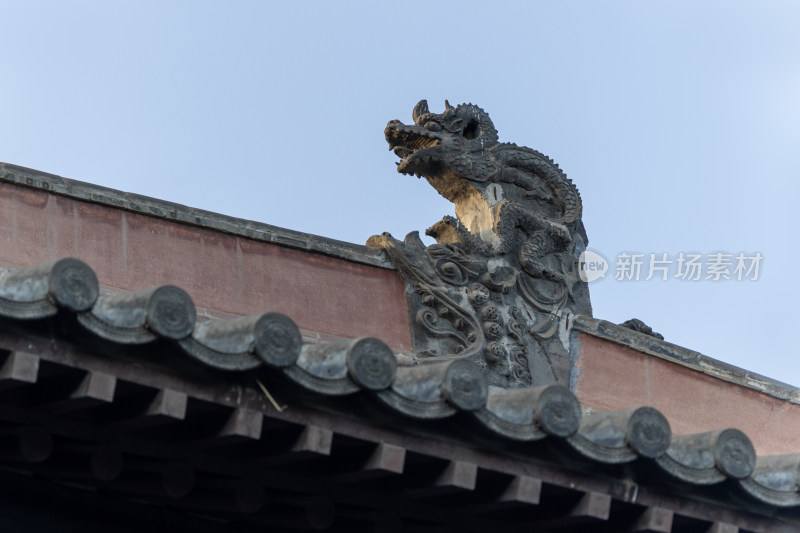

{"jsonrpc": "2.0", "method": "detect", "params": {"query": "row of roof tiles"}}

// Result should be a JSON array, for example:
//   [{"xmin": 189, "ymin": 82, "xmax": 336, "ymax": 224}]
[{"xmin": 0, "ymin": 257, "xmax": 798, "ymax": 509}]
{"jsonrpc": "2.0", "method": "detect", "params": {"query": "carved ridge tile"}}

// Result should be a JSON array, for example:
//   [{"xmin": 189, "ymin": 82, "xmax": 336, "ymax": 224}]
[{"xmin": 369, "ymin": 100, "xmax": 592, "ymax": 388}]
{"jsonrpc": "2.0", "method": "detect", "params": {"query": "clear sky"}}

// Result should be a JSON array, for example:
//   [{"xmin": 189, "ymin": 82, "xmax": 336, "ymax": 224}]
[{"xmin": 3, "ymin": 1, "xmax": 799, "ymax": 385}]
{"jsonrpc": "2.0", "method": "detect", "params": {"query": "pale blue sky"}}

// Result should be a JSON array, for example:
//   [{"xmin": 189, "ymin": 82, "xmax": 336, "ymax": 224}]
[{"xmin": 3, "ymin": 1, "xmax": 799, "ymax": 384}]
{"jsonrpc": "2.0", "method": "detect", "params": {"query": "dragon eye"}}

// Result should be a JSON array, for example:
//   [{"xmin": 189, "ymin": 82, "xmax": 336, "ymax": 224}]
[
  {"xmin": 463, "ymin": 119, "xmax": 479, "ymax": 139},
  {"xmin": 424, "ymin": 121, "xmax": 441, "ymax": 132}
]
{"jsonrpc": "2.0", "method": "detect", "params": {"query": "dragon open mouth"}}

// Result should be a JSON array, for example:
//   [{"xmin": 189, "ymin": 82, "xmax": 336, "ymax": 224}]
[{"xmin": 385, "ymin": 123, "xmax": 442, "ymax": 176}]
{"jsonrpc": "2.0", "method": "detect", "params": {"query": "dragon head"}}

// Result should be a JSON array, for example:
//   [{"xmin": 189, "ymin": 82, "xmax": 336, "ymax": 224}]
[
  {"xmin": 385, "ymin": 100, "xmax": 498, "ymax": 180},
  {"xmin": 385, "ymin": 100, "xmax": 506, "ymax": 247}
]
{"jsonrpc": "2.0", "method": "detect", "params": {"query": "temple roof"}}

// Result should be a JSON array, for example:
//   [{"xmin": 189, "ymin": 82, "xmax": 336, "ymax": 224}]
[{"xmin": 0, "ymin": 257, "xmax": 798, "ymax": 531}]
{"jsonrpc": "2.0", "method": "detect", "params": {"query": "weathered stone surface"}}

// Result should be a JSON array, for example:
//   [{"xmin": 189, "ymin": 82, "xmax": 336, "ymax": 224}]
[
  {"xmin": 657, "ymin": 428, "xmax": 756, "ymax": 484},
  {"xmin": 0, "ymin": 258, "xmax": 98, "ymax": 319},
  {"xmin": 369, "ymin": 100, "xmax": 591, "ymax": 388},
  {"xmin": 620, "ymin": 318, "xmax": 664, "ymax": 340},
  {"xmin": 78, "ymin": 285, "xmax": 196, "ymax": 343}
]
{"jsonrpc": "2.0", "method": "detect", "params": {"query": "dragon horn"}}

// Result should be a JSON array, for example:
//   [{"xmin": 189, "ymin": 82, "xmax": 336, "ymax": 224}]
[
  {"xmin": 412, "ymin": 100, "xmax": 429, "ymax": 124},
  {"xmin": 444, "ymin": 100, "xmax": 453, "ymax": 111}
]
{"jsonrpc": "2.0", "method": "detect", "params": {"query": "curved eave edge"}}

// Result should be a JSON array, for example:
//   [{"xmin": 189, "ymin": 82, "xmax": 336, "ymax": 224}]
[{"xmin": 0, "ymin": 257, "xmax": 797, "ymax": 509}]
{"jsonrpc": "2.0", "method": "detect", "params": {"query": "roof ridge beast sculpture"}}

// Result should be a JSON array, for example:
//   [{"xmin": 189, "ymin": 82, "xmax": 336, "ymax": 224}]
[{"xmin": 369, "ymin": 100, "xmax": 591, "ymax": 388}]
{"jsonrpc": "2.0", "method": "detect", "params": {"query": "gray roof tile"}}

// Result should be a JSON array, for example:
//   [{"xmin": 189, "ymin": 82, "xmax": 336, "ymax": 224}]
[{"xmin": 0, "ymin": 257, "xmax": 798, "ymax": 516}]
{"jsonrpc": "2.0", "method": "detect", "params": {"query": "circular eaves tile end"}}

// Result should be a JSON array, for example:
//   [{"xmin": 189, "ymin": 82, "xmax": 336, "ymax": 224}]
[
  {"xmin": 346, "ymin": 338, "xmax": 397, "ymax": 391},
  {"xmin": 627, "ymin": 406, "xmax": 671, "ymax": 459},
  {"xmin": 715, "ymin": 428, "xmax": 756, "ymax": 479},
  {"xmin": 536, "ymin": 384, "xmax": 581, "ymax": 437},
  {"xmin": 254, "ymin": 313, "xmax": 302, "ymax": 368},
  {"xmin": 49, "ymin": 258, "xmax": 99, "ymax": 312},
  {"xmin": 442, "ymin": 359, "xmax": 488, "ymax": 412},
  {"xmin": 146, "ymin": 286, "xmax": 197, "ymax": 340}
]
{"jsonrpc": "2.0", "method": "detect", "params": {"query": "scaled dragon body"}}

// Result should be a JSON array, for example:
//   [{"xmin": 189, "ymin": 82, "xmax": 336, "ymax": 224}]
[
  {"xmin": 370, "ymin": 100, "xmax": 591, "ymax": 388},
  {"xmin": 387, "ymin": 100, "xmax": 585, "ymax": 283}
]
